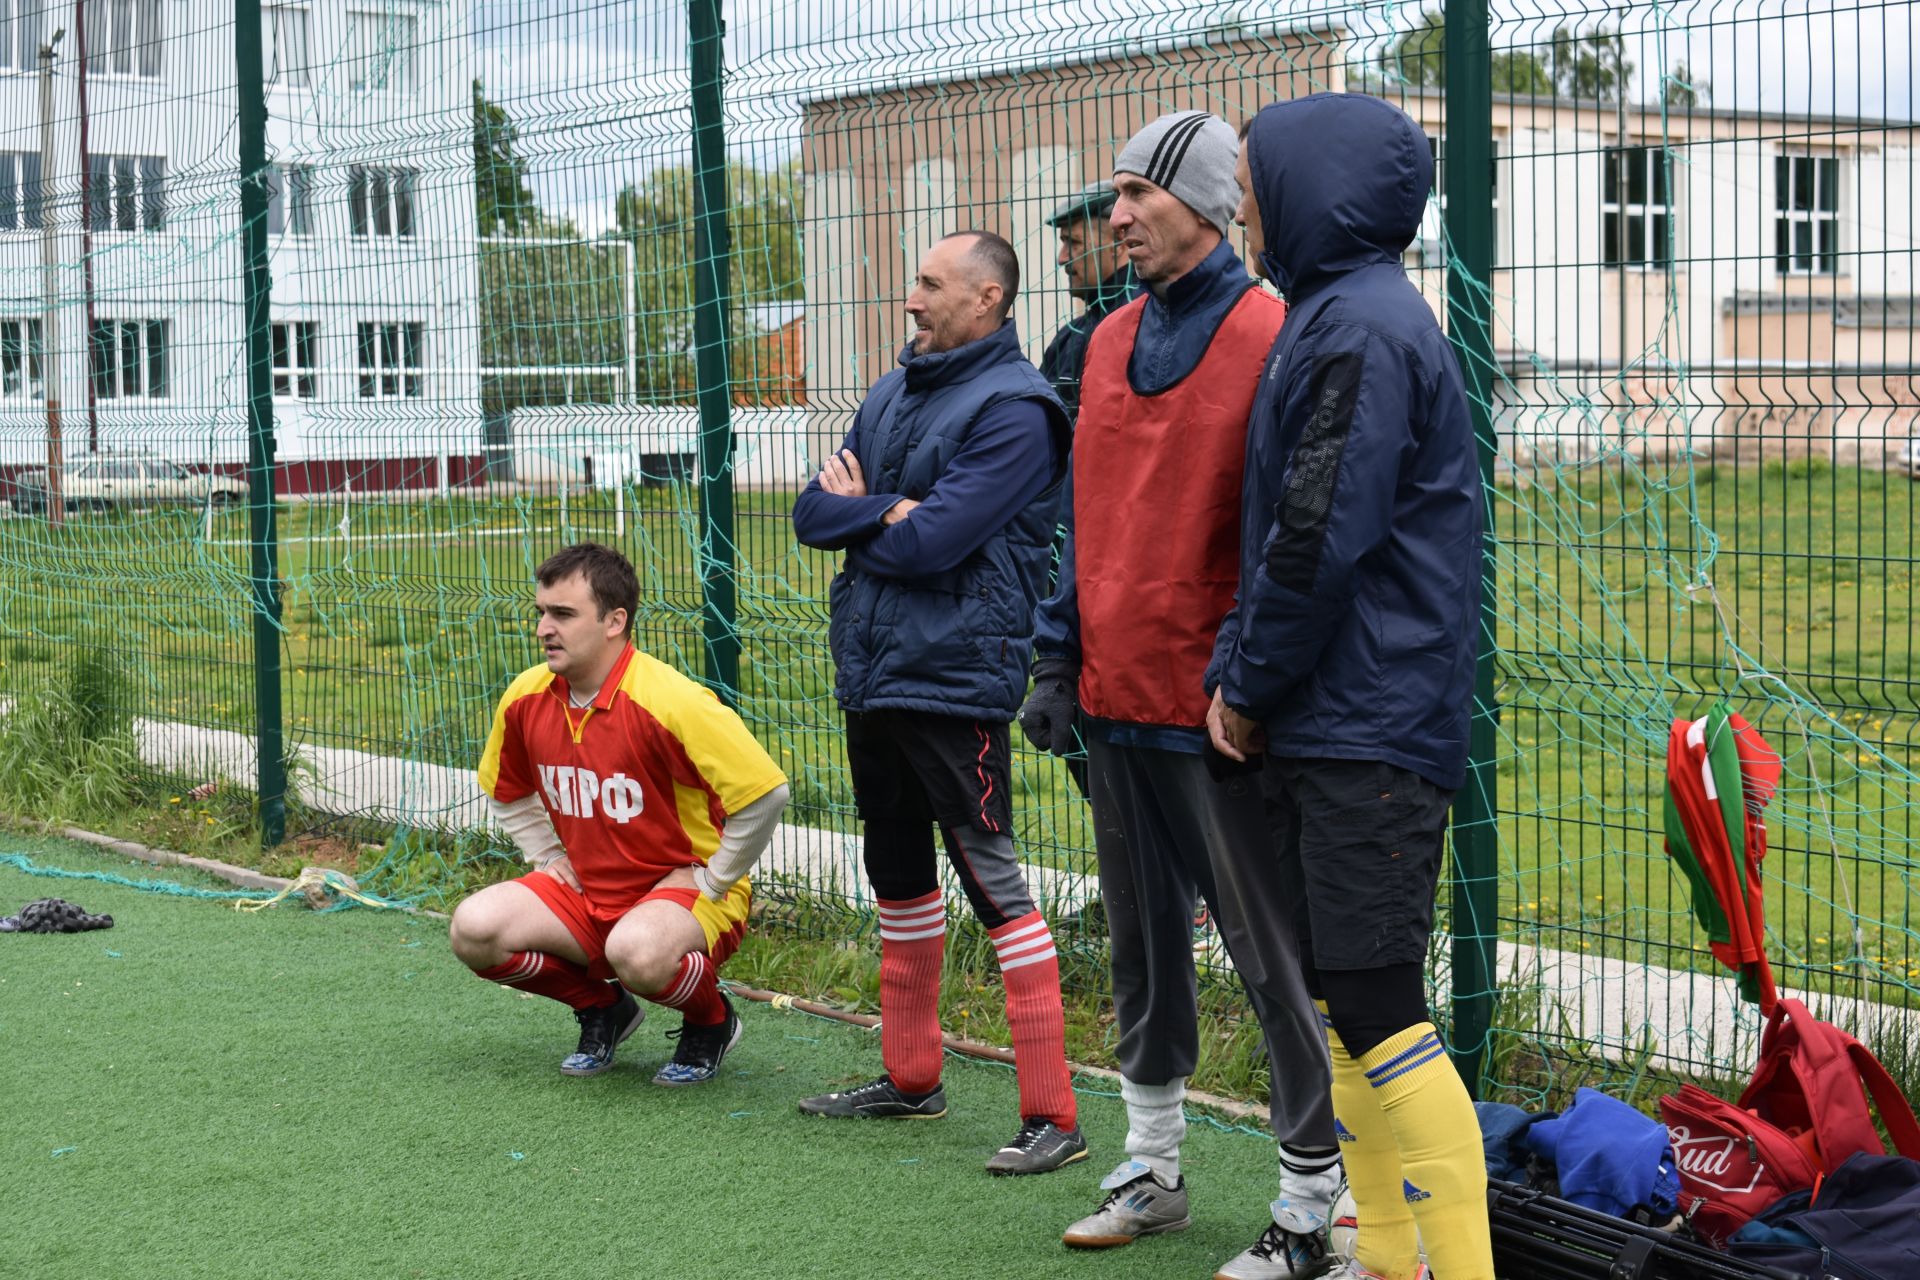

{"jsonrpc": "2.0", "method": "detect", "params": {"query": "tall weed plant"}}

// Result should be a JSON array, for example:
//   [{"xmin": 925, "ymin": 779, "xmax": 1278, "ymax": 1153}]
[{"xmin": 0, "ymin": 649, "xmax": 141, "ymax": 820}]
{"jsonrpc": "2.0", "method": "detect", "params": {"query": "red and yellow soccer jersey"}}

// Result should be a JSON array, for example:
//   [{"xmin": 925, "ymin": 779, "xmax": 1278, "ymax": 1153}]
[{"xmin": 477, "ymin": 643, "xmax": 786, "ymax": 921}]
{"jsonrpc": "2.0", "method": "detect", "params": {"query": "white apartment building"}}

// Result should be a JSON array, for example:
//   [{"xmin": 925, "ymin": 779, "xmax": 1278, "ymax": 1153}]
[{"xmin": 0, "ymin": 0, "xmax": 480, "ymax": 495}]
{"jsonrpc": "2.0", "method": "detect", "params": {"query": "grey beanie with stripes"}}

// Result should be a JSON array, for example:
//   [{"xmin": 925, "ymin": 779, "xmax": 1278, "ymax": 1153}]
[{"xmin": 1113, "ymin": 110, "xmax": 1243, "ymax": 236}]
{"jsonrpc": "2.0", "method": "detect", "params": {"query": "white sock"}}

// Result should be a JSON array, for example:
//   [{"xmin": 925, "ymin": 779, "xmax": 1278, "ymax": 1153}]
[
  {"xmin": 1274, "ymin": 1142, "xmax": 1344, "ymax": 1232},
  {"xmin": 1121, "ymin": 1075, "xmax": 1187, "ymax": 1185}
]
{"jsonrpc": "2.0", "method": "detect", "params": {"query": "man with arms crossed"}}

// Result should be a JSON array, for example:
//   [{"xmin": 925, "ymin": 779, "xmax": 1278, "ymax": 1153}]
[
  {"xmin": 791, "ymin": 230, "xmax": 1083, "ymax": 1175},
  {"xmin": 1209, "ymin": 95, "xmax": 1492, "ymax": 1280},
  {"xmin": 451, "ymin": 542, "xmax": 789, "ymax": 1086},
  {"xmin": 1021, "ymin": 111, "xmax": 1341, "ymax": 1278}
]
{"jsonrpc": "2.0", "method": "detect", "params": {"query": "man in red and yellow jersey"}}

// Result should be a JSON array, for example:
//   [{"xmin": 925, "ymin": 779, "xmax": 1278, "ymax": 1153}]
[{"xmin": 451, "ymin": 543, "xmax": 789, "ymax": 1085}]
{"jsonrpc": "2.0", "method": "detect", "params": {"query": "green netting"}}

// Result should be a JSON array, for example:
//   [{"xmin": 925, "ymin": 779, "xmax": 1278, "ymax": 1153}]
[{"xmin": 1, "ymin": 1, "xmax": 1916, "ymax": 1095}]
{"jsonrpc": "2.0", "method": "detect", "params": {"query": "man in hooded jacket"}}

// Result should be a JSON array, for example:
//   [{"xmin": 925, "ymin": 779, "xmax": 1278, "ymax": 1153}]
[{"xmin": 1207, "ymin": 94, "xmax": 1492, "ymax": 1280}]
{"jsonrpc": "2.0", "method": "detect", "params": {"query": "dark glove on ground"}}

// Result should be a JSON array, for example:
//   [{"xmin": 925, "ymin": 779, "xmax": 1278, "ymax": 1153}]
[{"xmin": 1018, "ymin": 658, "xmax": 1080, "ymax": 755}]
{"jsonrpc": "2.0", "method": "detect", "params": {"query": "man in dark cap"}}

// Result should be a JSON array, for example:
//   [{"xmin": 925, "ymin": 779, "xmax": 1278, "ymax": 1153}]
[{"xmin": 1037, "ymin": 179, "xmax": 1137, "ymax": 422}]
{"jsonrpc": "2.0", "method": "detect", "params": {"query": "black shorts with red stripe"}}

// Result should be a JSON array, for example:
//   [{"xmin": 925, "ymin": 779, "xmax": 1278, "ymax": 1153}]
[
  {"xmin": 844, "ymin": 709, "xmax": 1031, "ymax": 927},
  {"xmin": 845, "ymin": 709, "xmax": 1012, "ymax": 834}
]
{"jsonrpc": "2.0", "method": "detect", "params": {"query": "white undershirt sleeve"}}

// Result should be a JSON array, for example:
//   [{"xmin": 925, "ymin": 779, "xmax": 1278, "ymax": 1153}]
[
  {"xmin": 489, "ymin": 793, "xmax": 565, "ymax": 868},
  {"xmin": 694, "ymin": 783, "xmax": 790, "ymax": 900}
]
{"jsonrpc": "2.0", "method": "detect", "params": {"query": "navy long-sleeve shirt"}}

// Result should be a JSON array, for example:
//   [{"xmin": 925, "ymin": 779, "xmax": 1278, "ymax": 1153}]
[{"xmin": 791, "ymin": 399, "xmax": 1057, "ymax": 578}]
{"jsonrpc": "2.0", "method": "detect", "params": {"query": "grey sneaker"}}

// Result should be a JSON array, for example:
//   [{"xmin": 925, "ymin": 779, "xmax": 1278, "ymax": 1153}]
[
  {"xmin": 1063, "ymin": 1161, "xmax": 1192, "ymax": 1248},
  {"xmin": 986, "ymin": 1117, "xmax": 1089, "ymax": 1176},
  {"xmin": 798, "ymin": 1075, "xmax": 948, "ymax": 1119},
  {"xmin": 1213, "ymin": 1219, "xmax": 1335, "ymax": 1280},
  {"xmin": 1325, "ymin": 1264, "xmax": 1427, "ymax": 1280}
]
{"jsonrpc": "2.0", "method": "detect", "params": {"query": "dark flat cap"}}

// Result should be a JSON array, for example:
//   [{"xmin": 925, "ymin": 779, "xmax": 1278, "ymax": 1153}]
[{"xmin": 1046, "ymin": 179, "xmax": 1117, "ymax": 228}]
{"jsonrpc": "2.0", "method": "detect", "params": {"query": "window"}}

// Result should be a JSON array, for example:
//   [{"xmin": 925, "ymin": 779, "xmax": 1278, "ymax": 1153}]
[
  {"xmin": 1602, "ymin": 146, "xmax": 1673, "ymax": 268},
  {"xmin": 1421, "ymin": 137, "xmax": 1500, "ymax": 267},
  {"xmin": 266, "ymin": 164, "xmax": 313, "ymax": 236},
  {"xmin": 0, "ymin": 151, "xmax": 43, "ymax": 229},
  {"xmin": 83, "ymin": 0, "xmax": 164, "ymax": 78},
  {"xmin": 357, "ymin": 322, "xmax": 423, "ymax": 398},
  {"xmin": 2, "ymin": 0, "xmax": 45, "ymax": 74},
  {"xmin": 88, "ymin": 319, "xmax": 169, "ymax": 399},
  {"xmin": 86, "ymin": 154, "xmax": 165, "ymax": 232},
  {"xmin": 348, "ymin": 166, "xmax": 415, "ymax": 238},
  {"xmin": 1775, "ymin": 155, "xmax": 1841, "ymax": 275},
  {"xmin": 347, "ymin": 11, "xmax": 417, "ymax": 96},
  {"xmin": 264, "ymin": 4, "xmax": 311, "ymax": 89},
  {"xmin": 1, "ymin": 319, "xmax": 43, "ymax": 399},
  {"xmin": 271, "ymin": 321, "xmax": 318, "ymax": 399}
]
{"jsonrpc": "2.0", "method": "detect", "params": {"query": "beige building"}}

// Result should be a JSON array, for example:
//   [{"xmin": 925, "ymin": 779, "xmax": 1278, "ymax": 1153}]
[{"xmin": 799, "ymin": 33, "xmax": 1918, "ymax": 469}]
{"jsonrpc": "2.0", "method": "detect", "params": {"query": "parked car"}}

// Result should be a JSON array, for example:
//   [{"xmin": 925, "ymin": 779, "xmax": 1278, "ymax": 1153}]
[{"xmin": 11, "ymin": 456, "xmax": 247, "ymax": 514}]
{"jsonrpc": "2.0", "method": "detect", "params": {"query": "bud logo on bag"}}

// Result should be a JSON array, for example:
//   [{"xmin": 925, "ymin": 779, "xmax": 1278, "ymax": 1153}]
[
  {"xmin": 539, "ymin": 764, "xmax": 646, "ymax": 823},
  {"xmin": 1667, "ymin": 1125, "xmax": 1764, "ymax": 1195}
]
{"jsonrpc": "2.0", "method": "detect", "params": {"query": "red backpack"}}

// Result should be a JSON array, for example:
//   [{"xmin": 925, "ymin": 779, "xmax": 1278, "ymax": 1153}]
[{"xmin": 1660, "ymin": 997, "xmax": 1920, "ymax": 1245}]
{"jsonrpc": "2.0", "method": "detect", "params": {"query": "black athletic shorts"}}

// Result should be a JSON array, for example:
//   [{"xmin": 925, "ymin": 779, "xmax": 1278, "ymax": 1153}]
[
  {"xmin": 844, "ymin": 709, "xmax": 1013, "ymax": 835},
  {"xmin": 1262, "ymin": 757, "xmax": 1455, "ymax": 971}
]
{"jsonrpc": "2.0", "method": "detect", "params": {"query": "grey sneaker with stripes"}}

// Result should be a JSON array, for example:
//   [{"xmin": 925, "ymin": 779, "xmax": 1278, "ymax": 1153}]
[{"xmin": 1063, "ymin": 1161, "xmax": 1192, "ymax": 1247}]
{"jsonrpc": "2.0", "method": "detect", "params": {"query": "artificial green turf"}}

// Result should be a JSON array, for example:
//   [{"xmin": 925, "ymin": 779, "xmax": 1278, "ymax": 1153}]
[{"xmin": 0, "ymin": 836, "xmax": 1283, "ymax": 1280}]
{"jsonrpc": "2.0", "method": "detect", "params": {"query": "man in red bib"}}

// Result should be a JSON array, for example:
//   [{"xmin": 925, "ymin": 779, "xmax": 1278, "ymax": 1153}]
[
  {"xmin": 1020, "ymin": 112, "xmax": 1339, "ymax": 1277},
  {"xmin": 451, "ymin": 543, "xmax": 789, "ymax": 1086}
]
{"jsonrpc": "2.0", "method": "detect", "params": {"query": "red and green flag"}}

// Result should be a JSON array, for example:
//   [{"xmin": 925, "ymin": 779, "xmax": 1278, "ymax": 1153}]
[{"xmin": 1663, "ymin": 701, "xmax": 1782, "ymax": 1012}]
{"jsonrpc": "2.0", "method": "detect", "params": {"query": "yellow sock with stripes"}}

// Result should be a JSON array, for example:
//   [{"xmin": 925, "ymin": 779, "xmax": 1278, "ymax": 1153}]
[
  {"xmin": 1318, "ymin": 1002, "xmax": 1422, "ymax": 1280},
  {"xmin": 1359, "ymin": 1022, "xmax": 1494, "ymax": 1280}
]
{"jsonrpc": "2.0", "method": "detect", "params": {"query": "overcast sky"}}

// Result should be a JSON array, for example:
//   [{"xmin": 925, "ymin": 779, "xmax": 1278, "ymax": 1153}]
[{"xmin": 471, "ymin": 0, "xmax": 1915, "ymax": 236}]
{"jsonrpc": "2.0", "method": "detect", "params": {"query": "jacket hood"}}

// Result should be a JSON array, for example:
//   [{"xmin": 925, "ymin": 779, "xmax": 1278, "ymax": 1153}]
[{"xmin": 1245, "ymin": 93, "xmax": 1433, "ymax": 296}]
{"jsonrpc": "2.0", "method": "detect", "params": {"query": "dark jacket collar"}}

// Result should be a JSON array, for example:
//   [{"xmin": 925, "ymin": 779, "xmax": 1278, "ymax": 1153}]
[
  {"xmin": 1148, "ymin": 239, "xmax": 1245, "ymax": 317},
  {"xmin": 898, "ymin": 319, "xmax": 1027, "ymax": 392}
]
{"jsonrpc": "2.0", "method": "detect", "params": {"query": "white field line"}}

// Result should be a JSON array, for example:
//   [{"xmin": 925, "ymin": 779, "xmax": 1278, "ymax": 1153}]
[{"xmin": 207, "ymin": 524, "xmax": 571, "ymax": 547}]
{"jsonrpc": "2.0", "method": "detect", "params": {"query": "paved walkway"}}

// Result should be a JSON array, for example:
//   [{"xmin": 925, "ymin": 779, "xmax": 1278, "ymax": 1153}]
[{"xmin": 133, "ymin": 716, "xmax": 1916, "ymax": 1076}]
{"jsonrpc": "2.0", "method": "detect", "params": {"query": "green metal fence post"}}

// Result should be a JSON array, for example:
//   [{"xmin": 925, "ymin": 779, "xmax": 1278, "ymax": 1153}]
[
  {"xmin": 689, "ymin": 0, "xmax": 740, "ymax": 702},
  {"xmin": 1444, "ymin": 0, "xmax": 1499, "ymax": 1097},
  {"xmin": 236, "ymin": 0, "xmax": 285, "ymax": 846}
]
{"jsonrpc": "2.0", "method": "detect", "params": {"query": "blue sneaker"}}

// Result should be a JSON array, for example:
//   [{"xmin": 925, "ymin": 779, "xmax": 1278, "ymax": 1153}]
[
  {"xmin": 653, "ymin": 995, "xmax": 742, "ymax": 1086},
  {"xmin": 559, "ymin": 991, "xmax": 646, "ymax": 1076}
]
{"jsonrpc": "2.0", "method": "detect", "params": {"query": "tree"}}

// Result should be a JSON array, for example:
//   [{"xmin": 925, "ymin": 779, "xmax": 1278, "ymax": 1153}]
[
  {"xmin": 1379, "ymin": 8, "xmax": 1555, "ymax": 94},
  {"xmin": 614, "ymin": 160, "xmax": 804, "ymax": 403},
  {"xmin": 474, "ymin": 79, "xmax": 547, "ymax": 237},
  {"xmin": 1546, "ymin": 24, "xmax": 1634, "ymax": 100},
  {"xmin": 1664, "ymin": 62, "xmax": 1709, "ymax": 108}
]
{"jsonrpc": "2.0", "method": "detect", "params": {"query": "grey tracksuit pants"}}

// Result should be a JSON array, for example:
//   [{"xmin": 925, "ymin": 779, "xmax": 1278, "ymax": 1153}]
[{"xmin": 1086, "ymin": 736, "xmax": 1336, "ymax": 1151}]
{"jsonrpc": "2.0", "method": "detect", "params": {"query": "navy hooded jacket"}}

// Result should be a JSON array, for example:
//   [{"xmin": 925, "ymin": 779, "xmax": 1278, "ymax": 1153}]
[
  {"xmin": 1206, "ymin": 93, "xmax": 1483, "ymax": 790},
  {"xmin": 792, "ymin": 321, "xmax": 1069, "ymax": 721}
]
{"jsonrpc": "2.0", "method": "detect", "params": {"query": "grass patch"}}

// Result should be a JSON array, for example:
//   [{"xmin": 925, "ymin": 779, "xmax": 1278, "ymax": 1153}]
[{"xmin": 0, "ymin": 834, "xmax": 1293, "ymax": 1280}]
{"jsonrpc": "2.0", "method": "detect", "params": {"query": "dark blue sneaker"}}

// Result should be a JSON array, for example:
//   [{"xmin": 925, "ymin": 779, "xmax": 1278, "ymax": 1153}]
[
  {"xmin": 653, "ymin": 994, "xmax": 742, "ymax": 1086},
  {"xmin": 560, "ymin": 991, "xmax": 646, "ymax": 1076}
]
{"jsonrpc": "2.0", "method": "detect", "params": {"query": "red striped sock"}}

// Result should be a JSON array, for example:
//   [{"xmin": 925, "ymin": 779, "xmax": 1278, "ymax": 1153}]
[
  {"xmin": 474, "ymin": 951, "xmax": 618, "ymax": 1011},
  {"xmin": 877, "ymin": 891, "xmax": 946, "ymax": 1095},
  {"xmin": 639, "ymin": 950, "xmax": 726, "ymax": 1027},
  {"xmin": 991, "ymin": 910, "xmax": 1077, "ymax": 1129}
]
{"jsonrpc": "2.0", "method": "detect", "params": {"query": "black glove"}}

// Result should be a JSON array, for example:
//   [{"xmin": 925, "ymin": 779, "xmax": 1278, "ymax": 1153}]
[{"xmin": 1018, "ymin": 657, "xmax": 1080, "ymax": 755}]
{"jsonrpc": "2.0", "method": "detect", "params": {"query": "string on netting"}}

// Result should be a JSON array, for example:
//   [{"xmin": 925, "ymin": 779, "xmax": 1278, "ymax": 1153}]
[{"xmin": 0, "ymin": 853, "xmax": 258, "ymax": 902}]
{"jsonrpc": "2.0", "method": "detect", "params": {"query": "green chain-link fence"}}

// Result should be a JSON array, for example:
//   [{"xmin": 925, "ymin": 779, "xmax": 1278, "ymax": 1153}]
[{"xmin": 1, "ymin": 0, "xmax": 1915, "ymax": 1095}]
